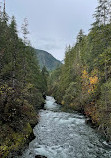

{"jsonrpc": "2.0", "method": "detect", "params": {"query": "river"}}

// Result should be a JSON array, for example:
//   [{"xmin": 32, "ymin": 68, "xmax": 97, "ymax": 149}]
[{"xmin": 19, "ymin": 96, "xmax": 111, "ymax": 158}]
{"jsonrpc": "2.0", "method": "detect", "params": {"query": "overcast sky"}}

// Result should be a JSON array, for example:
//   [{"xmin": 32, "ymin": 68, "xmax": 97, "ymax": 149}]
[{"xmin": 6, "ymin": 0, "xmax": 98, "ymax": 60}]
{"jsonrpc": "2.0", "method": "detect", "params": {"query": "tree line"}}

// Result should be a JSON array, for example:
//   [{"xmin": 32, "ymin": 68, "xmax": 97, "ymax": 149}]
[
  {"xmin": 0, "ymin": 1, "xmax": 47, "ymax": 157},
  {"xmin": 49, "ymin": 0, "xmax": 111, "ymax": 141}
]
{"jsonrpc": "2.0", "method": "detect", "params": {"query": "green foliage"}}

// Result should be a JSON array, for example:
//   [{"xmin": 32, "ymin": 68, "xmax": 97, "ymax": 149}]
[
  {"xmin": 0, "ymin": 123, "xmax": 33, "ymax": 158},
  {"xmin": 62, "ymin": 82, "xmax": 80, "ymax": 109},
  {"xmin": 0, "ymin": 5, "xmax": 47, "ymax": 157},
  {"xmin": 49, "ymin": 15, "xmax": 111, "ymax": 140}
]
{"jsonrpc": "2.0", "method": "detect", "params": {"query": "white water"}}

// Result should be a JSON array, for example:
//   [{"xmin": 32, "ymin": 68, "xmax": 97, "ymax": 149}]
[{"xmin": 20, "ymin": 96, "xmax": 111, "ymax": 158}]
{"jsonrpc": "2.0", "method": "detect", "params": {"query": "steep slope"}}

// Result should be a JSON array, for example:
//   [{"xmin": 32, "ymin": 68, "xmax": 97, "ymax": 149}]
[{"xmin": 35, "ymin": 49, "xmax": 62, "ymax": 71}]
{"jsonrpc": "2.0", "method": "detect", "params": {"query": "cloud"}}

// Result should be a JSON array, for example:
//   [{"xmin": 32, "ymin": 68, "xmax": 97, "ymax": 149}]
[{"xmin": 6, "ymin": 0, "xmax": 98, "ymax": 60}]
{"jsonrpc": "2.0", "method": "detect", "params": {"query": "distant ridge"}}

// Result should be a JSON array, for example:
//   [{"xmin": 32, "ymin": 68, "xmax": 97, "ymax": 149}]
[{"xmin": 34, "ymin": 49, "xmax": 62, "ymax": 71}]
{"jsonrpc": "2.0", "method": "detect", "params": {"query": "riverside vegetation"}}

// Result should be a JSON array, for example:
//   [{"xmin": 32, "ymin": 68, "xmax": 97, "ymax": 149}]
[
  {"xmin": 1, "ymin": 0, "xmax": 111, "ymax": 157},
  {"xmin": 0, "ymin": 2, "xmax": 48, "ymax": 158},
  {"xmin": 49, "ymin": 0, "xmax": 111, "ymax": 142}
]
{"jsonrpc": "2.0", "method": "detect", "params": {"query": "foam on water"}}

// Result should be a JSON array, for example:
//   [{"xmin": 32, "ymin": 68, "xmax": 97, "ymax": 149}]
[
  {"xmin": 44, "ymin": 96, "xmax": 59, "ymax": 111},
  {"xmin": 19, "ymin": 96, "xmax": 111, "ymax": 158}
]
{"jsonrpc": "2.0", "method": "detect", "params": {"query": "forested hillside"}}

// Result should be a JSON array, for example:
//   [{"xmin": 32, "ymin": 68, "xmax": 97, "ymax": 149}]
[
  {"xmin": 0, "ymin": 3, "xmax": 47, "ymax": 157},
  {"xmin": 49, "ymin": 0, "xmax": 111, "ymax": 141},
  {"xmin": 35, "ymin": 49, "xmax": 62, "ymax": 71}
]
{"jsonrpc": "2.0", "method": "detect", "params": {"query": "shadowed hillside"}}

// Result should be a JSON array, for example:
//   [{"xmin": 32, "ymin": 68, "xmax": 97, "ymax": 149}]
[{"xmin": 35, "ymin": 49, "xmax": 62, "ymax": 71}]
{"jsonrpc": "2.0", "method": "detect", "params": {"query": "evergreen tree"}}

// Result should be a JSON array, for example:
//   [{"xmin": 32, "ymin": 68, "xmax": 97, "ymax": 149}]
[
  {"xmin": 41, "ymin": 66, "xmax": 49, "ymax": 93},
  {"xmin": 100, "ymin": 0, "xmax": 109, "ymax": 25},
  {"xmin": 2, "ymin": 0, "xmax": 8, "ymax": 23},
  {"xmin": 21, "ymin": 18, "xmax": 29, "ymax": 88},
  {"xmin": 92, "ymin": 0, "xmax": 109, "ymax": 27},
  {"xmin": 76, "ymin": 29, "xmax": 84, "ymax": 44},
  {"xmin": 9, "ymin": 16, "xmax": 18, "ymax": 88}
]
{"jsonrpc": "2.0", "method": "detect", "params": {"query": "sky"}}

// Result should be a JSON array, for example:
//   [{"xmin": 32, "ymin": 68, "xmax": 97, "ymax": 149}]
[{"xmin": 5, "ymin": 0, "xmax": 98, "ymax": 61}]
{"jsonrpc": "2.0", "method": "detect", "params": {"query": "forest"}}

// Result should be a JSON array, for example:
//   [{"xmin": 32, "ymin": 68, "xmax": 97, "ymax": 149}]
[
  {"xmin": 1, "ymin": 0, "xmax": 111, "ymax": 157},
  {"xmin": 49, "ymin": 0, "xmax": 111, "ymax": 142},
  {"xmin": 0, "ymin": 2, "xmax": 48, "ymax": 157}
]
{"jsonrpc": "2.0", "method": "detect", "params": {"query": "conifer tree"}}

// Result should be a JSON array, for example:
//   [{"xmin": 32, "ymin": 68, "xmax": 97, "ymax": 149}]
[
  {"xmin": 92, "ymin": 5, "xmax": 102, "ymax": 27},
  {"xmin": 9, "ymin": 16, "xmax": 18, "ymax": 88},
  {"xmin": 93, "ymin": 0, "xmax": 109, "ymax": 27},
  {"xmin": 21, "ymin": 18, "xmax": 29, "ymax": 87},
  {"xmin": 76, "ymin": 29, "xmax": 84, "ymax": 44},
  {"xmin": 41, "ymin": 66, "xmax": 49, "ymax": 93},
  {"xmin": 100, "ymin": 0, "xmax": 109, "ymax": 25},
  {"xmin": 2, "ymin": 0, "xmax": 8, "ymax": 23}
]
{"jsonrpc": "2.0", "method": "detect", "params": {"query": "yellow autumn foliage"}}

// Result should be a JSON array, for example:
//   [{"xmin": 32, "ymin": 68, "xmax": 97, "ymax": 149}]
[
  {"xmin": 82, "ymin": 70, "xmax": 88, "ymax": 79},
  {"xmin": 89, "ymin": 76, "xmax": 98, "ymax": 85},
  {"xmin": 81, "ymin": 68, "xmax": 99, "ymax": 94}
]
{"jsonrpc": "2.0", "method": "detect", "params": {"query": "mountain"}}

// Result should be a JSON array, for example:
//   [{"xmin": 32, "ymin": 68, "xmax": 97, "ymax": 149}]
[{"xmin": 34, "ymin": 49, "xmax": 62, "ymax": 71}]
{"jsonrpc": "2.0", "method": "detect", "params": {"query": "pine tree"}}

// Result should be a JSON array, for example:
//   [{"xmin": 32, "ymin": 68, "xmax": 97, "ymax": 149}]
[
  {"xmin": 21, "ymin": 18, "xmax": 29, "ymax": 88},
  {"xmin": 2, "ymin": 0, "xmax": 8, "ymax": 23},
  {"xmin": 92, "ymin": 0, "xmax": 111, "ymax": 28},
  {"xmin": 92, "ymin": 5, "xmax": 102, "ymax": 27},
  {"xmin": 9, "ymin": 16, "xmax": 18, "ymax": 88},
  {"xmin": 41, "ymin": 66, "xmax": 49, "ymax": 93},
  {"xmin": 21, "ymin": 18, "xmax": 29, "ymax": 44},
  {"xmin": 101, "ymin": 0, "xmax": 109, "ymax": 25},
  {"xmin": 93, "ymin": 0, "xmax": 109, "ymax": 27},
  {"xmin": 76, "ymin": 29, "xmax": 84, "ymax": 44}
]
